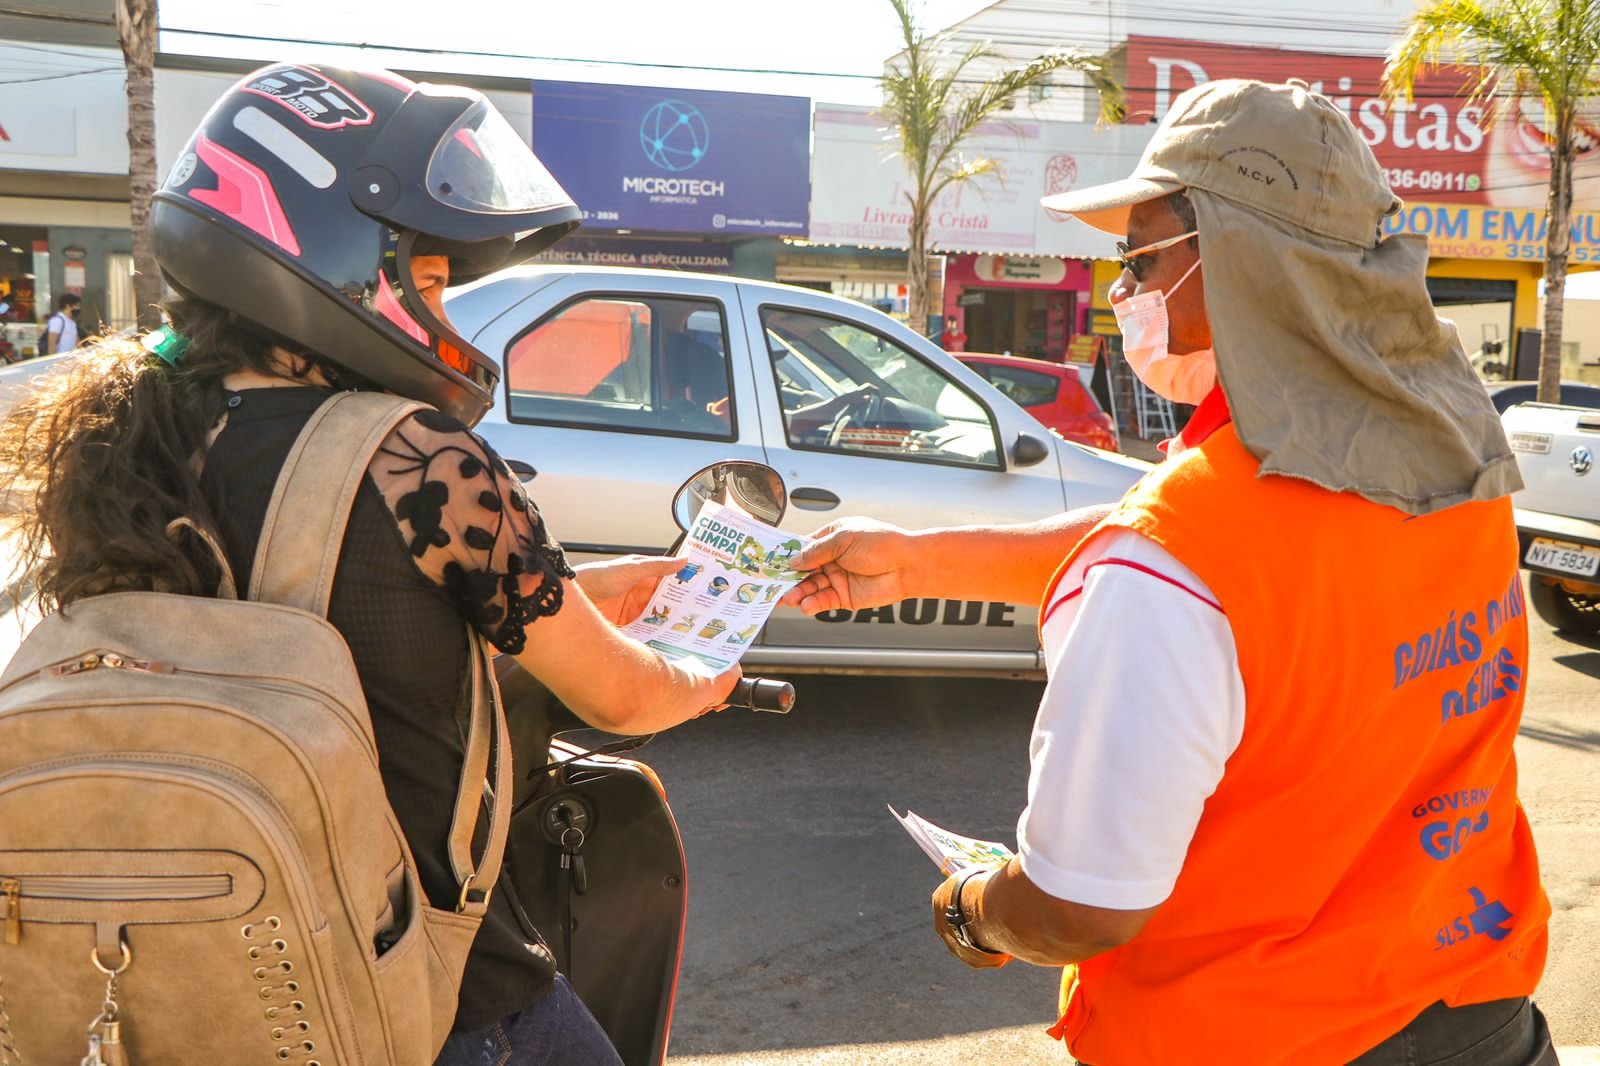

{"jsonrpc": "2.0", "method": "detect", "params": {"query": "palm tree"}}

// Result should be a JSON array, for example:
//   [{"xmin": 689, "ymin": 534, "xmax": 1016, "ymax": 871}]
[
  {"xmin": 115, "ymin": 0, "xmax": 163, "ymax": 332},
  {"xmin": 881, "ymin": 0, "xmax": 1123, "ymax": 337},
  {"xmin": 1385, "ymin": 0, "xmax": 1600, "ymax": 405}
]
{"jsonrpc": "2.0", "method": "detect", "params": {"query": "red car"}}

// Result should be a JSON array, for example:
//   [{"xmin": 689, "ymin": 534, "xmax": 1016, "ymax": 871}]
[{"xmin": 956, "ymin": 352, "xmax": 1120, "ymax": 452}]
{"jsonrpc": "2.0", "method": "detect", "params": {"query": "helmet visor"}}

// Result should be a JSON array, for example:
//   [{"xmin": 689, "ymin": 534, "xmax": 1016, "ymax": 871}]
[{"xmin": 426, "ymin": 101, "xmax": 570, "ymax": 215}]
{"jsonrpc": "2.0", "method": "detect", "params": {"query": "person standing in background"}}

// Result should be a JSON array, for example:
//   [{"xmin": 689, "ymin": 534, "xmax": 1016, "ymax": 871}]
[{"xmin": 43, "ymin": 293, "xmax": 82, "ymax": 355}]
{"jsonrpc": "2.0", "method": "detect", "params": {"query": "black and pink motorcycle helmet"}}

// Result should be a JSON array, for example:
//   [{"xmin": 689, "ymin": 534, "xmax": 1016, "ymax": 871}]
[{"xmin": 152, "ymin": 63, "xmax": 580, "ymax": 425}]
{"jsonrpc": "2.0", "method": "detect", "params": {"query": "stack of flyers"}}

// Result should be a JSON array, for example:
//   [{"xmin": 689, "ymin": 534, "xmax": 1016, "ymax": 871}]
[
  {"xmin": 889, "ymin": 806, "xmax": 1015, "ymax": 876},
  {"xmin": 621, "ymin": 498, "xmax": 809, "ymax": 675}
]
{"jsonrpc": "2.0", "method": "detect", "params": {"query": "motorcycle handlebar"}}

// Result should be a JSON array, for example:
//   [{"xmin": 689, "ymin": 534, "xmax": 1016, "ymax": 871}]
[{"xmin": 724, "ymin": 677, "xmax": 796, "ymax": 714}]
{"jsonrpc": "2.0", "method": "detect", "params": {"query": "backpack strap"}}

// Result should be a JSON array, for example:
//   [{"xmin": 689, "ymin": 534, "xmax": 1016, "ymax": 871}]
[
  {"xmin": 450, "ymin": 631, "xmax": 512, "ymax": 915},
  {"xmin": 252, "ymin": 390, "xmax": 511, "ymax": 918},
  {"xmin": 165, "ymin": 516, "xmax": 239, "ymax": 599},
  {"xmin": 249, "ymin": 390, "xmax": 424, "ymax": 614}
]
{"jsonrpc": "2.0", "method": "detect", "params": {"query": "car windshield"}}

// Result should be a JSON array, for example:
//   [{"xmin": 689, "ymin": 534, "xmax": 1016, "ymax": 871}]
[{"xmin": 761, "ymin": 310, "xmax": 998, "ymax": 467}]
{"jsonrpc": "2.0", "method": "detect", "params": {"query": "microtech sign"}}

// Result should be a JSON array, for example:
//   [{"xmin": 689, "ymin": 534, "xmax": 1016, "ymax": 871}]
[
  {"xmin": 1126, "ymin": 36, "xmax": 1600, "ymax": 259},
  {"xmin": 531, "ymin": 80, "xmax": 809, "ymax": 236}
]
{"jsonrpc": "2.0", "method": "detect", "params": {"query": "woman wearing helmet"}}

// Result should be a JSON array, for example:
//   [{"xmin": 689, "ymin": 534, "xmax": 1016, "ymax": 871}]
[{"xmin": 0, "ymin": 63, "xmax": 735, "ymax": 1064}]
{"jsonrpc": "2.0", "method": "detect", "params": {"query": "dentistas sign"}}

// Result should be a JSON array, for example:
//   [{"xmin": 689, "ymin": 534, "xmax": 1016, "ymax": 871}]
[
  {"xmin": 531, "ymin": 80, "xmax": 810, "ymax": 237},
  {"xmin": 1126, "ymin": 35, "xmax": 1600, "ymax": 214}
]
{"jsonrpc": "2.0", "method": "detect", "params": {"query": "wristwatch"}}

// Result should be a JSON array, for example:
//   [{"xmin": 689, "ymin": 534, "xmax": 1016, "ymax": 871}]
[{"xmin": 944, "ymin": 867, "xmax": 1001, "ymax": 954}]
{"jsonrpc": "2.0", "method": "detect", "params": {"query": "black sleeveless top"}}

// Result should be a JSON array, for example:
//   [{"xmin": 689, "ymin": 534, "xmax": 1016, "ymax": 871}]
[{"xmin": 200, "ymin": 386, "xmax": 574, "ymax": 1031}]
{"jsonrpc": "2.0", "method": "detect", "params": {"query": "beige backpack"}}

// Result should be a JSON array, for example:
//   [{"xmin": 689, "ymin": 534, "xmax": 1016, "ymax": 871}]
[{"xmin": 0, "ymin": 391, "xmax": 511, "ymax": 1066}]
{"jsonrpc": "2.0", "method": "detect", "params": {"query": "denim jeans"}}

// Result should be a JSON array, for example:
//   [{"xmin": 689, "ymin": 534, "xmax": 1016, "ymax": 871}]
[{"xmin": 433, "ymin": 975, "xmax": 624, "ymax": 1066}]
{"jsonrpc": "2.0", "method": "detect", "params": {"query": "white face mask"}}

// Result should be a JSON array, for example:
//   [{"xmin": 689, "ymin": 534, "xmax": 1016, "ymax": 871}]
[{"xmin": 1113, "ymin": 256, "xmax": 1217, "ymax": 406}]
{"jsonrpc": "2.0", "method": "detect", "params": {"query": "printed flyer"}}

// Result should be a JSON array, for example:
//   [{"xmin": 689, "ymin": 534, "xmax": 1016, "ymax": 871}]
[
  {"xmin": 889, "ymin": 806, "xmax": 1016, "ymax": 876},
  {"xmin": 621, "ymin": 499, "xmax": 808, "ymax": 674}
]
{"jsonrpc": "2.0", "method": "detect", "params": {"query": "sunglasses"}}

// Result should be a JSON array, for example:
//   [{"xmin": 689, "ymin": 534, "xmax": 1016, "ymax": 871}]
[{"xmin": 1115, "ymin": 230, "xmax": 1198, "ymax": 282}]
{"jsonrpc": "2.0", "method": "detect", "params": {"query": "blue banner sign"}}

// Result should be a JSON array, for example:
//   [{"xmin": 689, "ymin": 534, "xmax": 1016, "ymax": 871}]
[
  {"xmin": 532, "ymin": 80, "xmax": 809, "ymax": 237},
  {"xmin": 530, "ymin": 237, "xmax": 735, "ymax": 273}
]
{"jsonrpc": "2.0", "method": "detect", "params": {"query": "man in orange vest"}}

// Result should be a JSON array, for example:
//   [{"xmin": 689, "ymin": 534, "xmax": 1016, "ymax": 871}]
[{"xmin": 785, "ymin": 79, "xmax": 1554, "ymax": 1065}]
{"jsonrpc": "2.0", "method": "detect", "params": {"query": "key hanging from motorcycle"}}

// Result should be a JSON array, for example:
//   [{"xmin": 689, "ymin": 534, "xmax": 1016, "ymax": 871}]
[
  {"xmin": 559, "ymin": 823, "xmax": 589, "ymax": 897},
  {"xmin": 82, "ymin": 940, "xmax": 133, "ymax": 1066},
  {"xmin": 555, "ymin": 806, "xmax": 589, "ymax": 982}
]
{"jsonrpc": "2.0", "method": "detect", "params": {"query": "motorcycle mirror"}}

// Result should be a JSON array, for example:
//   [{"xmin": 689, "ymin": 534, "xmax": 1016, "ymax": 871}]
[{"xmin": 671, "ymin": 461, "xmax": 787, "ymax": 531}]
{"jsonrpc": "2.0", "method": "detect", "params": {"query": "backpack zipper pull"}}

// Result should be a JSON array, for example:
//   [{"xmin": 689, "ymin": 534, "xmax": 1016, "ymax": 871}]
[
  {"xmin": 1, "ymin": 879, "xmax": 19, "ymax": 944},
  {"xmin": 47, "ymin": 652, "xmax": 174, "ymax": 678}
]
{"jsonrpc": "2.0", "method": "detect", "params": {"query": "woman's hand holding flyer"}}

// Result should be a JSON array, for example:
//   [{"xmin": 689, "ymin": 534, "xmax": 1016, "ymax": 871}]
[{"xmin": 621, "ymin": 499, "xmax": 810, "ymax": 676}]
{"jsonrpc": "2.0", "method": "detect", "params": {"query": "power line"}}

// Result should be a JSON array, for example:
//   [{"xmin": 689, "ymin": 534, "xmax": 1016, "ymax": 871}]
[
  {"xmin": 159, "ymin": 26, "xmax": 892, "ymax": 81},
  {"xmin": 0, "ymin": 65, "xmax": 122, "ymax": 84},
  {"xmin": 0, "ymin": 40, "xmax": 127, "ymax": 62},
  {"xmin": 0, "ymin": 5, "xmax": 113, "ymax": 25},
  {"xmin": 156, "ymin": 25, "xmax": 1539, "ymax": 104}
]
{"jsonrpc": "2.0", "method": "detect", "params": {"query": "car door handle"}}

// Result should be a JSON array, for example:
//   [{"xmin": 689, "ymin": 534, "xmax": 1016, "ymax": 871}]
[
  {"xmin": 503, "ymin": 459, "xmax": 537, "ymax": 481},
  {"xmin": 790, "ymin": 487, "xmax": 841, "ymax": 510}
]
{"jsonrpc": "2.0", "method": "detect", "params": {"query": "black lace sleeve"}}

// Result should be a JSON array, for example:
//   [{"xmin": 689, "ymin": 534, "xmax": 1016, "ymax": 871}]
[{"xmin": 369, "ymin": 408, "xmax": 576, "ymax": 654}]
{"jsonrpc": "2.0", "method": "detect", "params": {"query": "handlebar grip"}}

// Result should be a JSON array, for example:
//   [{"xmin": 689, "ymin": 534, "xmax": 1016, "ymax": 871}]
[{"xmin": 728, "ymin": 677, "xmax": 796, "ymax": 714}]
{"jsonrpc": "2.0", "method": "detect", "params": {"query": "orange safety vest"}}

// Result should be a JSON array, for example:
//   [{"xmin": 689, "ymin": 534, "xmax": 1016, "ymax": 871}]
[{"xmin": 1047, "ymin": 423, "xmax": 1548, "ymax": 1065}]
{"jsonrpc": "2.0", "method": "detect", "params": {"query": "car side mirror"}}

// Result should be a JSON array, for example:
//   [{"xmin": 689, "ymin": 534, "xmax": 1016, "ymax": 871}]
[
  {"xmin": 671, "ymin": 461, "xmax": 788, "ymax": 532},
  {"xmin": 1011, "ymin": 432, "xmax": 1050, "ymax": 468}
]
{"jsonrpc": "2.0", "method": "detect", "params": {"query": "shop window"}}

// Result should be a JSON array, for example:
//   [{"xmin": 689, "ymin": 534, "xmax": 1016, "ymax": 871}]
[
  {"xmin": 504, "ymin": 295, "xmax": 734, "ymax": 439},
  {"xmin": 106, "ymin": 253, "xmax": 136, "ymax": 333},
  {"xmin": 760, "ymin": 307, "xmax": 1000, "ymax": 469},
  {"xmin": 0, "ymin": 229, "xmax": 43, "ymax": 352}
]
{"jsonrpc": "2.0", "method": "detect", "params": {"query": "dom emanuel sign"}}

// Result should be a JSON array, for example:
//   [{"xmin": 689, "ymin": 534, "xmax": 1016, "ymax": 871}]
[{"xmin": 1385, "ymin": 204, "xmax": 1600, "ymax": 262}]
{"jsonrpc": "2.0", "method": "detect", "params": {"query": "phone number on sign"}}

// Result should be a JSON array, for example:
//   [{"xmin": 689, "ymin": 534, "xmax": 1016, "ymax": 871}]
[
  {"xmin": 1505, "ymin": 245, "xmax": 1600, "ymax": 261},
  {"xmin": 1384, "ymin": 168, "xmax": 1481, "ymax": 193}
]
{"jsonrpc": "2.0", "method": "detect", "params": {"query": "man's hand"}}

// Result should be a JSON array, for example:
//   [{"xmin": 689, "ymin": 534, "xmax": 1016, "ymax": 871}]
[
  {"xmin": 782, "ymin": 518, "xmax": 917, "ymax": 616},
  {"xmin": 574, "ymin": 555, "xmax": 683, "ymax": 626},
  {"xmin": 931, "ymin": 868, "xmax": 1012, "ymax": 969}
]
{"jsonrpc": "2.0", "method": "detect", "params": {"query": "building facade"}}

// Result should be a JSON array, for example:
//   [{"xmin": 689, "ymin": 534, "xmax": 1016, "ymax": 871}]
[
  {"xmin": 807, "ymin": 100, "xmax": 1153, "ymax": 351},
  {"xmin": 0, "ymin": 40, "xmax": 134, "ymax": 353},
  {"xmin": 908, "ymin": 1, "xmax": 1600, "ymax": 380}
]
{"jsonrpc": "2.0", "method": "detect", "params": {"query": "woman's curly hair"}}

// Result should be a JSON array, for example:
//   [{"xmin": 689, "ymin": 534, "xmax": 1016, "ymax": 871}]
[{"xmin": 1, "ymin": 299, "xmax": 296, "ymax": 609}]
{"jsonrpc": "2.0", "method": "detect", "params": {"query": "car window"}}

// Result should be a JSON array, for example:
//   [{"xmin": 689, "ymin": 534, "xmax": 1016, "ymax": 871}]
[
  {"xmin": 760, "ymin": 307, "xmax": 1000, "ymax": 468},
  {"xmin": 984, "ymin": 365, "xmax": 1060, "ymax": 408},
  {"xmin": 504, "ymin": 295, "xmax": 734, "ymax": 438},
  {"xmin": 1490, "ymin": 383, "xmax": 1600, "ymax": 414}
]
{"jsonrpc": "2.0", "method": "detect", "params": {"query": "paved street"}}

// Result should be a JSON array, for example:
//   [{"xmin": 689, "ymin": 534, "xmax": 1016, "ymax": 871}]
[
  {"xmin": 645, "ymin": 602, "xmax": 1600, "ymax": 1064},
  {"xmin": 1, "ymin": 577, "xmax": 1594, "ymax": 1062}
]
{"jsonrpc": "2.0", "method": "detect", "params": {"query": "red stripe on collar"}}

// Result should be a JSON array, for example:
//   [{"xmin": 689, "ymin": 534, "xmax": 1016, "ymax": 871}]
[{"xmin": 1157, "ymin": 385, "xmax": 1232, "ymax": 457}]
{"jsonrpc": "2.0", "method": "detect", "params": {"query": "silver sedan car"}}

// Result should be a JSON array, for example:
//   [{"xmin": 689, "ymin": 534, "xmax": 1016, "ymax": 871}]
[{"xmin": 451, "ymin": 266, "xmax": 1148, "ymax": 677}]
